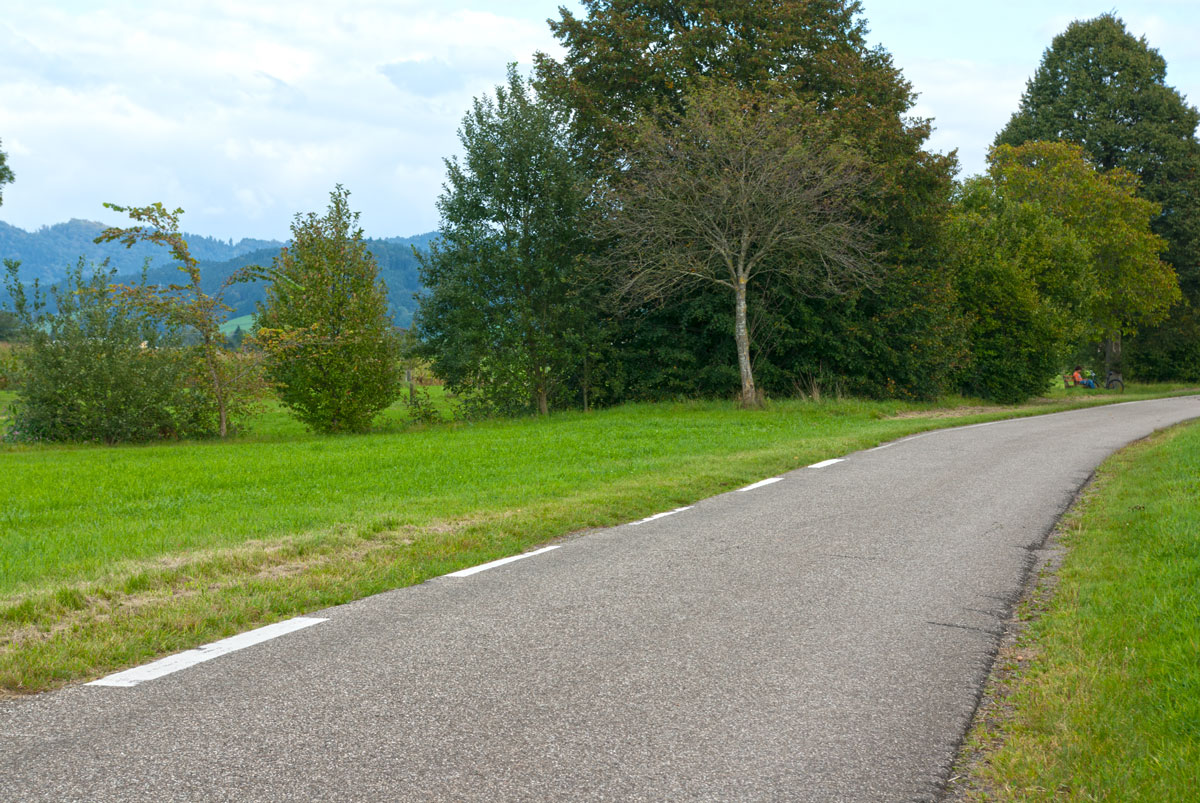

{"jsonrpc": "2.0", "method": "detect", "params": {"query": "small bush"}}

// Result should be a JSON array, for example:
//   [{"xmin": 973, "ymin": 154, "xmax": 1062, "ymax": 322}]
[{"xmin": 404, "ymin": 385, "xmax": 442, "ymax": 424}]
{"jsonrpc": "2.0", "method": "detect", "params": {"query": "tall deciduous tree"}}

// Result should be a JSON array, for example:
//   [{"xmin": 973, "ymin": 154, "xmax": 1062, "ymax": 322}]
[
  {"xmin": 96, "ymin": 203, "xmax": 260, "ymax": 437},
  {"xmin": 255, "ymin": 186, "xmax": 402, "ymax": 433},
  {"xmin": 995, "ymin": 14, "xmax": 1200, "ymax": 376},
  {"xmin": 603, "ymin": 87, "xmax": 876, "ymax": 407},
  {"xmin": 535, "ymin": 0, "xmax": 914, "ymax": 159},
  {"xmin": 416, "ymin": 67, "xmax": 594, "ymax": 416},
  {"xmin": 990, "ymin": 141, "xmax": 1177, "ymax": 371},
  {"xmin": 535, "ymin": 0, "xmax": 962, "ymax": 401},
  {"xmin": 947, "ymin": 177, "xmax": 1092, "ymax": 403}
]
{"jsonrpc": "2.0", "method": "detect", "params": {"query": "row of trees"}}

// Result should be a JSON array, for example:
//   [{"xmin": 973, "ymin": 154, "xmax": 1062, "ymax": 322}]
[
  {"xmin": 2, "ymin": 189, "xmax": 403, "ymax": 442},
  {"xmin": 995, "ymin": 14, "xmax": 1200, "ymax": 380},
  {"xmin": 3, "ymin": 6, "xmax": 1196, "ymax": 441},
  {"xmin": 415, "ymin": 5, "xmax": 1196, "ymax": 412}
]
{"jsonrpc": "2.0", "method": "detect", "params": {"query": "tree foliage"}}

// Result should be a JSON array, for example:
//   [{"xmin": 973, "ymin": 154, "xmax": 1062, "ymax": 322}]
[
  {"xmin": 416, "ymin": 67, "xmax": 596, "ymax": 416},
  {"xmin": 535, "ymin": 0, "xmax": 961, "ymax": 402},
  {"xmin": 603, "ymin": 86, "xmax": 877, "ymax": 407},
  {"xmin": 0, "ymin": 137, "xmax": 13, "ymax": 207},
  {"xmin": 536, "ymin": 0, "xmax": 915, "ymax": 159},
  {"xmin": 2, "ymin": 258, "xmax": 214, "ymax": 443},
  {"xmin": 255, "ymin": 186, "xmax": 402, "ymax": 433},
  {"xmin": 947, "ymin": 178, "xmax": 1091, "ymax": 402},
  {"xmin": 0, "ymin": 309, "xmax": 17, "ymax": 341},
  {"xmin": 95, "ymin": 203, "xmax": 261, "ymax": 437},
  {"xmin": 995, "ymin": 14, "xmax": 1200, "ymax": 377},
  {"xmin": 990, "ymin": 142, "xmax": 1177, "ymax": 360}
]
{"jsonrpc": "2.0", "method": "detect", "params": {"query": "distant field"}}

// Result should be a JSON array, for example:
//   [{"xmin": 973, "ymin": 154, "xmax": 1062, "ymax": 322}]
[
  {"xmin": 0, "ymin": 382, "xmax": 1195, "ymax": 693},
  {"xmin": 219, "ymin": 314, "xmax": 255, "ymax": 336}
]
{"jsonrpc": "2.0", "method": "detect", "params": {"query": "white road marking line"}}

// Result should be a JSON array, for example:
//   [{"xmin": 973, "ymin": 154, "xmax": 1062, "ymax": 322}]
[
  {"xmin": 808, "ymin": 458, "xmax": 845, "ymax": 469},
  {"xmin": 868, "ymin": 442, "xmax": 895, "ymax": 451},
  {"xmin": 87, "ymin": 617, "xmax": 328, "ymax": 688},
  {"xmin": 629, "ymin": 506, "xmax": 694, "ymax": 526},
  {"xmin": 955, "ymin": 421, "xmax": 998, "ymax": 430},
  {"xmin": 737, "ymin": 477, "xmax": 783, "ymax": 492},
  {"xmin": 446, "ymin": 545, "xmax": 561, "ymax": 577}
]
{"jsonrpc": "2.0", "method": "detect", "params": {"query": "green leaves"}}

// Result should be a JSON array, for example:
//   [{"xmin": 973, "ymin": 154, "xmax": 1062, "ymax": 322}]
[
  {"xmin": 995, "ymin": 13, "xmax": 1200, "ymax": 379},
  {"xmin": 0, "ymin": 137, "xmax": 13, "ymax": 207},
  {"xmin": 948, "ymin": 177, "xmax": 1087, "ymax": 402},
  {"xmin": 1, "ymin": 258, "xmax": 215, "ymax": 443},
  {"xmin": 417, "ymin": 68, "xmax": 596, "ymax": 416},
  {"xmin": 256, "ymin": 186, "xmax": 402, "ymax": 433},
  {"xmin": 990, "ymin": 142, "xmax": 1178, "ymax": 338}
]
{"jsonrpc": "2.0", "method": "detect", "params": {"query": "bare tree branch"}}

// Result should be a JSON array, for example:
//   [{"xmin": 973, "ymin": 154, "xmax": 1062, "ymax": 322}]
[{"xmin": 599, "ymin": 86, "xmax": 879, "ymax": 407}]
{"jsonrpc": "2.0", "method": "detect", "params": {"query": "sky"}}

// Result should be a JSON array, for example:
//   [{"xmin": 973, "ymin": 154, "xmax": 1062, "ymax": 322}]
[{"xmin": 1, "ymin": 1, "xmax": 1197, "ymax": 242}]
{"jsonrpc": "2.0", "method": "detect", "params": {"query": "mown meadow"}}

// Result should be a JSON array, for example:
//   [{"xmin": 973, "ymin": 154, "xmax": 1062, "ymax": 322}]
[{"xmin": 1, "ymin": 382, "xmax": 1194, "ymax": 694}]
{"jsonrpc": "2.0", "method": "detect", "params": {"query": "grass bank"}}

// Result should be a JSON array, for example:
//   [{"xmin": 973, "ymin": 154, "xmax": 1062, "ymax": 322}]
[
  {"xmin": 955, "ymin": 421, "xmax": 1200, "ymax": 801},
  {"xmin": 1, "ymin": 384, "xmax": 1194, "ymax": 694}
]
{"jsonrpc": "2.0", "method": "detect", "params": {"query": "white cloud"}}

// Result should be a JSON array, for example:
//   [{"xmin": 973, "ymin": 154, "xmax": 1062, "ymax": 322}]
[
  {"xmin": 1, "ymin": 1, "xmax": 1195, "ymax": 241},
  {"xmin": 0, "ymin": 1, "xmax": 568, "ymax": 240},
  {"xmin": 871, "ymin": 1, "xmax": 1200, "ymax": 181}
]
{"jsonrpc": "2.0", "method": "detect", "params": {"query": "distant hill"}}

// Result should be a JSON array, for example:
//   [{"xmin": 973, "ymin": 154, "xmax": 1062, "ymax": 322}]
[
  {"xmin": 0, "ymin": 219, "xmax": 284, "ymax": 283},
  {"xmin": 1, "ymin": 220, "xmax": 435, "ymax": 329}
]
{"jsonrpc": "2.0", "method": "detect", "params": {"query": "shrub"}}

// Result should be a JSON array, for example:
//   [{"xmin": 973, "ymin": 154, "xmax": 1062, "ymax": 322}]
[
  {"xmin": 255, "ymin": 187, "xmax": 402, "ymax": 433},
  {"xmin": 2, "ymin": 259, "xmax": 217, "ymax": 443}
]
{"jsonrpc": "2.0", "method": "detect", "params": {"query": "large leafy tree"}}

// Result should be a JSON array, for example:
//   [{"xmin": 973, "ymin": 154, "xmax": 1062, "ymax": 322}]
[
  {"xmin": 947, "ymin": 177, "xmax": 1092, "ymax": 403},
  {"xmin": 990, "ymin": 141, "xmax": 1177, "ymax": 371},
  {"xmin": 604, "ymin": 86, "xmax": 876, "ymax": 407},
  {"xmin": 535, "ymin": 0, "xmax": 914, "ymax": 159},
  {"xmin": 995, "ymin": 14, "xmax": 1200, "ymax": 377},
  {"xmin": 0, "ymin": 138, "xmax": 12, "ymax": 206},
  {"xmin": 416, "ymin": 67, "xmax": 595, "ymax": 416},
  {"xmin": 255, "ymin": 186, "xmax": 402, "ymax": 433},
  {"xmin": 535, "ymin": 0, "xmax": 962, "ymax": 400}
]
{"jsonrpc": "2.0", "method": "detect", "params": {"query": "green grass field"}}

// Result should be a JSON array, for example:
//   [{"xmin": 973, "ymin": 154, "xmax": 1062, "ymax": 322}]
[
  {"xmin": 963, "ymin": 421, "xmax": 1200, "ymax": 801},
  {"xmin": 0, "ymin": 381, "xmax": 1195, "ymax": 693},
  {"xmin": 218, "ymin": 314, "xmax": 255, "ymax": 336}
]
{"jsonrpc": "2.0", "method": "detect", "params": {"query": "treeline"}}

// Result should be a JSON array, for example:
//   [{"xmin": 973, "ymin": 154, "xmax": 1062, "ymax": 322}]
[
  {"xmin": 2, "ymin": 4, "xmax": 1198, "ymax": 443},
  {"xmin": 411, "ymin": 6, "xmax": 1198, "ymax": 415},
  {"xmin": 2, "ymin": 193, "xmax": 405, "ymax": 441},
  {"xmin": 0, "ymin": 218, "xmax": 282, "ymax": 283}
]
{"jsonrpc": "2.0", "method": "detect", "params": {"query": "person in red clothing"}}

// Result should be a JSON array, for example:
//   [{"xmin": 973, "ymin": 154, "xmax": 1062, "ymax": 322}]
[{"xmin": 1072, "ymin": 365, "xmax": 1097, "ymax": 388}]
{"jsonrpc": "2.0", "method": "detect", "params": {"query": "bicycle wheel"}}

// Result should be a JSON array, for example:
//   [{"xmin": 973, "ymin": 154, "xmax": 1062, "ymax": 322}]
[{"xmin": 1106, "ymin": 378, "xmax": 1124, "ymax": 392}]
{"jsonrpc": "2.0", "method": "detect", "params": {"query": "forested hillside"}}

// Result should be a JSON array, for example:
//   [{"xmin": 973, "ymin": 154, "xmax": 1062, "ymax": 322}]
[
  {"xmin": 0, "ymin": 221, "xmax": 433, "ymax": 327},
  {"xmin": 0, "ymin": 218, "xmax": 282, "ymax": 282}
]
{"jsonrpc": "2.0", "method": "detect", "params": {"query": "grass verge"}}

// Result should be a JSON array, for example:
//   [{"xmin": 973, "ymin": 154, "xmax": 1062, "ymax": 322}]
[
  {"xmin": 950, "ymin": 421, "xmax": 1200, "ymax": 801},
  {"xmin": 1, "ymin": 385, "xmax": 1195, "ymax": 695}
]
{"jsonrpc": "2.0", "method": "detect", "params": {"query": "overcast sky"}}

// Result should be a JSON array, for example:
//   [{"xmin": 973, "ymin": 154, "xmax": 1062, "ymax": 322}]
[{"xmin": 1, "ymin": 1, "xmax": 1197, "ymax": 241}]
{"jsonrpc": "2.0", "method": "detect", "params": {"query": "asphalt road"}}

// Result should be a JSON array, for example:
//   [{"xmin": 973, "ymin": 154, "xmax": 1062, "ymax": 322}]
[{"xmin": 3, "ymin": 396, "xmax": 1198, "ymax": 802}]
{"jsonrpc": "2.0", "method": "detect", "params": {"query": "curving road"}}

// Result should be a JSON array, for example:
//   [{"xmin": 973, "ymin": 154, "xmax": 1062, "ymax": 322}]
[{"xmin": 2, "ymin": 396, "xmax": 1197, "ymax": 802}]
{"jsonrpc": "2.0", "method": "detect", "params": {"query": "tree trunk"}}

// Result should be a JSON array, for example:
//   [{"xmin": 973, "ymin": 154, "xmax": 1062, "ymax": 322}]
[
  {"xmin": 1103, "ymin": 331, "xmax": 1122, "ymax": 377},
  {"xmin": 734, "ymin": 279, "xmax": 758, "ymax": 408},
  {"xmin": 537, "ymin": 385, "xmax": 549, "ymax": 416}
]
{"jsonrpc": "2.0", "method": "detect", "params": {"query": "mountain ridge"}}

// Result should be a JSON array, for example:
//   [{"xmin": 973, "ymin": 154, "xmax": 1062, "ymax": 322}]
[{"xmin": 1, "ymin": 219, "xmax": 437, "ymax": 329}]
